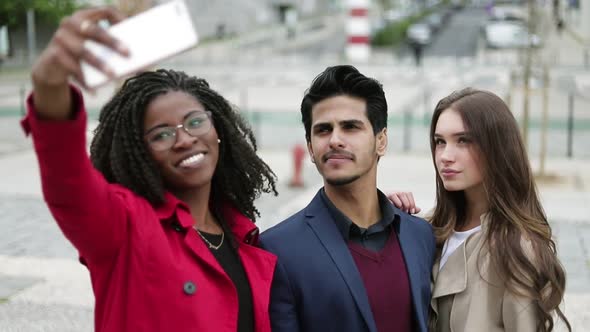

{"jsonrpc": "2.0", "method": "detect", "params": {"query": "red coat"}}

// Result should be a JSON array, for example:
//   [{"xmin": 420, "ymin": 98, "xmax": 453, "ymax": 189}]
[{"xmin": 21, "ymin": 89, "xmax": 277, "ymax": 332}]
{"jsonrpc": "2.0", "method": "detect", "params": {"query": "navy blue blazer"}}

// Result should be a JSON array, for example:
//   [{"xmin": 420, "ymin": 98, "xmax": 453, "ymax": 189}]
[{"xmin": 260, "ymin": 190, "xmax": 436, "ymax": 332}]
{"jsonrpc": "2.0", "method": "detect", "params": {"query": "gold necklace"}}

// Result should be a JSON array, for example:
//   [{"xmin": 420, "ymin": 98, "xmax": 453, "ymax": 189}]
[{"xmin": 193, "ymin": 225, "xmax": 224, "ymax": 250}]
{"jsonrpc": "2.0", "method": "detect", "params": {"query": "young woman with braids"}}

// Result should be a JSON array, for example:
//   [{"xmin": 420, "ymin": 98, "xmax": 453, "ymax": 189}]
[
  {"xmin": 23, "ymin": 7, "xmax": 277, "ymax": 332},
  {"xmin": 390, "ymin": 88, "xmax": 570, "ymax": 331}
]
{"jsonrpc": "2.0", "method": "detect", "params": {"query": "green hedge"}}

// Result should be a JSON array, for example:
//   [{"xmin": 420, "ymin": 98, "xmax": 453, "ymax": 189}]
[
  {"xmin": 371, "ymin": 9, "xmax": 434, "ymax": 47},
  {"xmin": 372, "ymin": 19, "xmax": 413, "ymax": 46}
]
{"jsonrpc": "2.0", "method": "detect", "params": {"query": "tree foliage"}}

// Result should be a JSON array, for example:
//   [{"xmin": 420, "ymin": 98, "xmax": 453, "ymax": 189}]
[{"xmin": 0, "ymin": 0, "xmax": 79, "ymax": 29}]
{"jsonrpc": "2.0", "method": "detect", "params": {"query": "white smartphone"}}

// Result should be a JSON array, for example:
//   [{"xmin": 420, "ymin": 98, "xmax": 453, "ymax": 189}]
[{"xmin": 81, "ymin": 0, "xmax": 198, "ymax": 89}]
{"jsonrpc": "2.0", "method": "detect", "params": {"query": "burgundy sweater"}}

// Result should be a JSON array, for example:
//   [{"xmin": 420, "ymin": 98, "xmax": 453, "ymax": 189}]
[{"xmin": 348, "ymin": 231, "xmax": 413, "ymax": 332}]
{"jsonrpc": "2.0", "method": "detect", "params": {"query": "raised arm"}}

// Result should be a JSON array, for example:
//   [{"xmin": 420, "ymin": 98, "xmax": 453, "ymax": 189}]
[
  {"xmin": 25, "ymin": 7, "xmax": 132, "ymax": 262},
  {"xmin": 32, "ymin": 7, "xmax": 127, "ymax": 119}
]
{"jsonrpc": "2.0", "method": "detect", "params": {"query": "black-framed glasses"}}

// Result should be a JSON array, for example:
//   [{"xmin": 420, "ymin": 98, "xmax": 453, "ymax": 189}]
[{"xmin": 144, "ymin": 111, "xmax": 213, "ymax": 151}]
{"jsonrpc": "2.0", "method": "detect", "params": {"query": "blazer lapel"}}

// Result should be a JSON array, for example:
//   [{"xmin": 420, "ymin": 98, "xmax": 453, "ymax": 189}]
[
  {"xmin": 304, "ymin": 191, "xmax": 378, "ymax": 332},
  {"xmin": 397, "ymin": 217, "xmax": 429, "ymax": 332}
]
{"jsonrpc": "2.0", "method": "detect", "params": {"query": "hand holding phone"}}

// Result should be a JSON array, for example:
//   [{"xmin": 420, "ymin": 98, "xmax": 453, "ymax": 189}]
[
  {"xmin": 81, "ymin": 0, "xmax": 198, "ymax": 89},
  {"xmin": 30, "ymin": 7, "xmax": 127, "ymax": 120}
]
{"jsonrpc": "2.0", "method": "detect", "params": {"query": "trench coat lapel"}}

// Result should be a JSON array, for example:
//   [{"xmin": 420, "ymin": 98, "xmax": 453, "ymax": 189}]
[
  {"xmin": 430, "ymin": 229, "xmax": 485, "ymax": 315},
  {"xmin": 397, "ymin": 215, "xmax": 429, "ymax": 332},
  {"xmin": 432, "ymin": 242, "xmax": 468, "ymax": 299}
]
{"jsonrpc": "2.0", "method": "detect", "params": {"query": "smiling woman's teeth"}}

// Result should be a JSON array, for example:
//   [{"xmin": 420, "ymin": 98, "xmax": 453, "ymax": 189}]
[{"xmin": 179, "ymin": 153, "xmax": 204, "ymax": 167}]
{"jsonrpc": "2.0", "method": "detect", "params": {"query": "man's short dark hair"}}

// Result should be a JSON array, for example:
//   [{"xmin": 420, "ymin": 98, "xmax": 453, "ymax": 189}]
[{"xmin": 300, "ymin": 65, "xmax": 387, "ymax": 142}]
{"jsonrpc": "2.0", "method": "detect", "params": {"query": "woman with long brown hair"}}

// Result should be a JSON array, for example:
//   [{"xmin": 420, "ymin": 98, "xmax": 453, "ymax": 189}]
[{"xmin": 391, "ymin": 88, "xmax": 570, "ymax": 331}]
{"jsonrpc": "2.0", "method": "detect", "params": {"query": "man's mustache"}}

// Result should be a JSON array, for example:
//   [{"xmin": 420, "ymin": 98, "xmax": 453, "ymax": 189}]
[{"xmin": 322, "ymin": 150, "xmax": 355, "ymax": 163}]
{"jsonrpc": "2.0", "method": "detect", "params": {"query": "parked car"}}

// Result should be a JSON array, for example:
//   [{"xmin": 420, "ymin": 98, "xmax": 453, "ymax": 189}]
[
  {"xmin": 407, "ymin": 23, "xmax": 432, "ymax": 45},
  {"xmin": 384, "ymin": 8, "xmax": 409, "ymax": 23},
  {"xmin": 489, "ymin": 5, "xmax": 527, "ymax": 21},
  {"xmin": 484, "ymin": 21, "xmax": 541, "ymax": 49}
]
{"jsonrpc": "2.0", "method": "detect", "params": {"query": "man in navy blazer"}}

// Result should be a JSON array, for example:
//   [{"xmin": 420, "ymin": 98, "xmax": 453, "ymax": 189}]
[{"xmin": 260, "ymin": 65, "xmax": 436, "ymax": 332}]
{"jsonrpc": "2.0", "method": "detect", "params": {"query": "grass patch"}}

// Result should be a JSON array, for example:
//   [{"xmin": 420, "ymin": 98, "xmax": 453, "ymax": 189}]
[
  {"xmin": 371, "ymin": 9, "xmax": 434, "ymax": 47},
  {"xmin": 371, "ymin": 18, "xmax": 414, "ymax": 47},
  {"xmin": 0, "ymin": 298, "xmax": 8, "ymax": 304},
  {"xmin": 0, "ymin": 65, "xmax": 30, "ymax": 77}
]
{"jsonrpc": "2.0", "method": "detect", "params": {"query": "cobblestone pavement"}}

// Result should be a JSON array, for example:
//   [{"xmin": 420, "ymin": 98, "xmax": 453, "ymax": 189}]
[{"xmin": 0, "ymin": 302, "xmax": 93, "ymax": 332}]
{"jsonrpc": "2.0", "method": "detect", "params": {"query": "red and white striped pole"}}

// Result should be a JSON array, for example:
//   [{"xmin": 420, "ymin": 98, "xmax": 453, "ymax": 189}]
[{"xmin": 346, "ymin": 0, "xmax": 370, "ymax": 62}]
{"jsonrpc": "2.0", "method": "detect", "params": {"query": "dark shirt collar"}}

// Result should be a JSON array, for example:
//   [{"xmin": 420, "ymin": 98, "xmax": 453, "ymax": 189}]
[{"xmin": 319, "ymin": 188, "xmax": 400, "ymax": 241}]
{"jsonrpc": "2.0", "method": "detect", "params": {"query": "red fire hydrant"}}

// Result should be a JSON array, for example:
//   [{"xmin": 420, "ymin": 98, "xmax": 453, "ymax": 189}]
[{"xmin": 289, "ymin": 143, "xmax": 306, "ymax": 188}]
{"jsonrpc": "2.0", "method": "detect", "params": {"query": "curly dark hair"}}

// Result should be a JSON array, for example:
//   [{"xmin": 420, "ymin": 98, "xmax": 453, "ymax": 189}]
[{"xmin": 90, "ymin": 69, "xmax": 277, "ymax": 221}]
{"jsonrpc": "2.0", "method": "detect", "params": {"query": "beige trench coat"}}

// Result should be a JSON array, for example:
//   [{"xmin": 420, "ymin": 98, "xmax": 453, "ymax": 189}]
[{"xmin": 430, "ymin": 218, "xmax": 538, "ymax": 332}]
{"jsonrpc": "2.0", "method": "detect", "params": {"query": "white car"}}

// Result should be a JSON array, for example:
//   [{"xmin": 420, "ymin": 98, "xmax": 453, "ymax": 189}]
[
  {"xmin": 407, "ymin": 23, "xmax": 432, "ymax": 45},
  {"xmin": 484, "ymin": 21, "xmax": 541, "ymax": 49}
]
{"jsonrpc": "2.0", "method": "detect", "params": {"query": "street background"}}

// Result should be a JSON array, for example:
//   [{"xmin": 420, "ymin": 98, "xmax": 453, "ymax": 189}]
[{"xmin": 0, "ymin": 0, "xmax": 589, "ymax": 331}]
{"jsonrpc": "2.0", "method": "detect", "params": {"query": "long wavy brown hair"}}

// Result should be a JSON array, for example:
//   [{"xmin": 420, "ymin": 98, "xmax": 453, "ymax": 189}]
[{"xmin": 429, "ymin": 88, "xmax": 570, "ymax": 331}]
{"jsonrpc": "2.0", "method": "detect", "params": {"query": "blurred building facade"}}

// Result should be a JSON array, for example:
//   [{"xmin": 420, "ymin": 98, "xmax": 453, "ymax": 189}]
[
  {"xmin": 0, "ymin": 0, "xmax": 341, "ymax": 67},
  {"xmin": 88, "ymin": 0, "xmax": 339, "ymax": 39},
  {"xmin": 568, "ymin": 0, "xmax": 589, "ymax": 38},
  {"xmin": 183, "ymin": 0, "xmax": 339, "ymax": 39}
]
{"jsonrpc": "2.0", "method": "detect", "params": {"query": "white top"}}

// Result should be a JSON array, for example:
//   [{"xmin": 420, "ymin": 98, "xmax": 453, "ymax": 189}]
[{"xmin": 439, "ymin": 225, "xmax": 482, "ymax": 271}]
